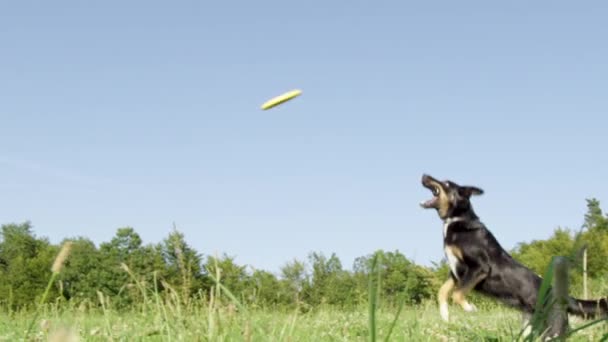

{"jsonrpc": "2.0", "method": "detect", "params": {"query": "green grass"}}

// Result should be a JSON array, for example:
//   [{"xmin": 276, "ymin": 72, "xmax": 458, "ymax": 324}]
[
  {"xmin": 4, "ymin": 246, "xmax": 607, "ymax": 341},
  {"xmin": 0, "ymin": 303, "xmax": 499, "ymax": 341},
  {"xmin": 2, "ymin": 302, "xmax": 607, "ymax": 341}
]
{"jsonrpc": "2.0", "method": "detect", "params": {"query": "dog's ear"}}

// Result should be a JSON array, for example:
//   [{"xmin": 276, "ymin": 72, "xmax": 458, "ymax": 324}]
[{"xmin": 460, "ymin": 186, "xmax": 484, "ymax": 198}]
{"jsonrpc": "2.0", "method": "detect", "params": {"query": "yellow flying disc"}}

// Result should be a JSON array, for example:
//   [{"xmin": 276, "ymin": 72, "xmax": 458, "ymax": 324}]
[{"xmin": 261, "ymin": 89, "xmax": 302, "ymax": 110}]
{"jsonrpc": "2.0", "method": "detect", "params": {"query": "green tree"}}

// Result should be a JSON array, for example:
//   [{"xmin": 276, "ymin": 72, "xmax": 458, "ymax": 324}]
[
  {"xmin": 0, "ymin": 222, "xmax": 58, "ymax": 309},
  {"xmin": 204, "ymin": 254, "xmax": 250, "ymax": 302},
  {"xmin": 578, "ymin": 229, "xmax": 608, "ymax": 277},
  {"xmin": 161, "ymin": 228, "xmax": 206, "ymax": 301},
  {"xmin": 511, "ymin": 200, "xmax": 608, "ymax": 293},
  {"xmin": 306, "ymin": 252, "xmax": 357, "ymax": 306},
  {"xmin": 97, "ymin": 227, "xmax": 148, "ymax": 307},
  {"xmin": 512, "ymin": 228, "xmax": 576, "ymax": 276},
  {"xmin": 583, "ymin": 198, "xmax": 608, "ymax": 232},
  {"xmin": 57, "ymin": 237, "xmax": 102, "ymax": 302},
  {"xmin": 249, "ymin": 269, "xmax": 283, "ymax": 307},
  {"xmin": 354, "ymin": 250, "xmax": 432, "ymax": 305},
  {"xmin": 577, "ymin": 198, "xmax": 608, "ymax": 278},
  {"xmin": 279, "ymin": 259, "xmax": 308, "ymax": 305}
]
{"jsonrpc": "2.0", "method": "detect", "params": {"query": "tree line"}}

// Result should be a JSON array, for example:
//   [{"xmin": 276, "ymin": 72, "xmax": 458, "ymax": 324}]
[{"xmin": 1, "ymin": 199, "xmax": 607, "ymax": 311}]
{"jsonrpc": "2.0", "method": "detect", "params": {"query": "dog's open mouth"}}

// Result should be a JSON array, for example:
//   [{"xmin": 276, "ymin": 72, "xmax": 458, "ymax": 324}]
[
  {"xmin": 420, "ymin": 174, "xmax": 441, "ymax": 209},
  {"xmin": 420, "ymin": 189, "xmax": 439, "ymax": 208}
]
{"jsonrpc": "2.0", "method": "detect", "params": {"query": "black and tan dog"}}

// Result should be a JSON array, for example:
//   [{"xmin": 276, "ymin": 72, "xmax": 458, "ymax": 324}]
[{"xmin": 420, "ymin": 174, "xmax": 608, "ymax": 330}]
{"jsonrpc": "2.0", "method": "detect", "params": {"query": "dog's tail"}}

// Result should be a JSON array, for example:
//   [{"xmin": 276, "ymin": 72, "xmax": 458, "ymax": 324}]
[{"xmin": 568, "ymin": 297, "xmax": 608, "ymax": 318}]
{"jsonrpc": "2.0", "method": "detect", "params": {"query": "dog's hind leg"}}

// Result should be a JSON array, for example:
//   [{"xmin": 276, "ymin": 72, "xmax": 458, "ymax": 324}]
[{"xmin": 438, "ymin": 277, "xmax": 455, "ymax": 322}]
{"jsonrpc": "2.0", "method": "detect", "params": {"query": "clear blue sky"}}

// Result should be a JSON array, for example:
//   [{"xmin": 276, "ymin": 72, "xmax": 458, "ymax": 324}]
[{"xmin": 2, "ymin": 1, "xmax": 607, "ymax": 273}]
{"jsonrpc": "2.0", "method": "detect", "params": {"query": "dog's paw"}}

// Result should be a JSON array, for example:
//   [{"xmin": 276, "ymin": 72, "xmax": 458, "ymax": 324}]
[
  {"xmin": 462, "ymin": 301, "xmax": 477, "ymax": 312},
  {"xmin": 440, "ymin": 303, "xmax": 450, "ymax": 322}
]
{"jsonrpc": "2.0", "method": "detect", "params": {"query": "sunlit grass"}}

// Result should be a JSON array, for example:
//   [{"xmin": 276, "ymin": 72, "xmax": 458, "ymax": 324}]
[
  {"xmin": 4, "ymin": 250, "xmax": 608, "ymax": 341},
  {"xmin": 2, "ymin": 298, "xmax": 608, "ymax": 340}
]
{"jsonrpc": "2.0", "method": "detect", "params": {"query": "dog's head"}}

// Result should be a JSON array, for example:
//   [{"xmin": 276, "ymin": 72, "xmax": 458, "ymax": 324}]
[{"xmin": 420, "ymin": 174, "xmax": 483, "ymax": 220}]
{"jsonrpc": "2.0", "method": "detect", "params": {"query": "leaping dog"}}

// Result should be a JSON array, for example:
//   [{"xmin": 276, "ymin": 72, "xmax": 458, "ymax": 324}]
[{"xmin": 420, "ymin": 174, "xmax": 607, "ymax": 332}]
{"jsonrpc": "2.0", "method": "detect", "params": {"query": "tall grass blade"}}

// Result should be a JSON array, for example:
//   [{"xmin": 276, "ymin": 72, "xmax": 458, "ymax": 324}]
[
  {"xmin": 384, "ymin": 299, "xmax": 405, "ymax": 342},
  {"xmin": 24, "ymin": 272, "xmax": 58, "ymax": 340},
  {"xmin": 521, "ymin": 256, "xmax": 557, "ymax": 341},
  {"xmin": 368, "ymin": 254, "xmax": 380, "ymax": 342}
]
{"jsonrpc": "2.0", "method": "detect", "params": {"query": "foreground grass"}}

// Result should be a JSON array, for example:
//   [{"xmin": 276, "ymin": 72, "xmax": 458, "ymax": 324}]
[
  {"xmin": 1, "ymin": 303, "xmax": 607, "ymax": 341},
  {"xmin": 3, "ymin": 245, "xmax": 606, "ymax": 341}
]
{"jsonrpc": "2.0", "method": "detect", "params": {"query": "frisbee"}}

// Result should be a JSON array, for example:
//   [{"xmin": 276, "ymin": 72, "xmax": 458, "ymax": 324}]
[{"xmin": 261, "ymin": 89, "xmax": 302, "ymax": 110}]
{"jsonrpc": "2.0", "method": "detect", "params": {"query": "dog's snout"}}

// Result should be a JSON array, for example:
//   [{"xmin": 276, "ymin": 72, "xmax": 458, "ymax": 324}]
[{"xmin": 422, "ymin": 174, "xmax": 434, "ymax": 185}]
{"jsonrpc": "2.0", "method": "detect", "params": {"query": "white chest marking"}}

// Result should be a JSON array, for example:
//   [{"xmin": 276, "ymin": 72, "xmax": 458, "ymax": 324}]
[
  {"xmin": 443, "ymin": 217, "xmax": 465, "ymax": 279},
  {"xmin": 444, "ymin": 247, "xmax": 460, "ymax": 280},
  {"xmin": 443, "ymin": 217, "xmax": 464, "ymax": 237}
]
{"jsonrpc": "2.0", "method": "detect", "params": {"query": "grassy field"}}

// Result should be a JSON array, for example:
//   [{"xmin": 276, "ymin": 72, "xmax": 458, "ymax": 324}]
[
  {"xmin": 2, "ymin": 248, "xmax": 606, "ymax": 341},
  {"xmin": 1, "ymin": 302, "xmax": 607, "ymax": 341}
]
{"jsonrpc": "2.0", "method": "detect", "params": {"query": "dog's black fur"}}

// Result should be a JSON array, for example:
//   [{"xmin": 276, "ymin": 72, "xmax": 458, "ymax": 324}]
[{"xmin": 420, "ymin": 174, "xmax": 608, "ymax": 330}]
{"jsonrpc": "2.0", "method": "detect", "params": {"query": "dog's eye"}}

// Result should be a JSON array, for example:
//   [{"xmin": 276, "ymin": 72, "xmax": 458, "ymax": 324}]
[{"xmin": 433, "ymin": 187, "xmax": 439, "ymax": 196}]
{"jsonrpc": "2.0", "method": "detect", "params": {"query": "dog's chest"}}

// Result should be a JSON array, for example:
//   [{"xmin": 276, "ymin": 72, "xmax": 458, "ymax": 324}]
[
  {"xmin": 443, "ymin": 221, "xmax": 462, "ymax": 279},
  {"xmin": 444, "ymin": 246, "xmax": 461, "ymax": 280}
]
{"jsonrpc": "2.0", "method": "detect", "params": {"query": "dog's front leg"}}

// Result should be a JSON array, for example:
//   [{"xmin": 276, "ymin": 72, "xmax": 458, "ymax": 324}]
[{"xmin": 438, "ymin": 277, "xmax": 455, "ymax": 322}]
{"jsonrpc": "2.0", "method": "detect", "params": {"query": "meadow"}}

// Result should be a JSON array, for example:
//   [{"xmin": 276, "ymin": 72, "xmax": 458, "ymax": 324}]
[
  {"xmin": 2, "ymin": 301, "xmax": 607, "ymax": 341},
  {"xmin": 2, "ymin": 253, "xmax": 607, "ymax": 342}
]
